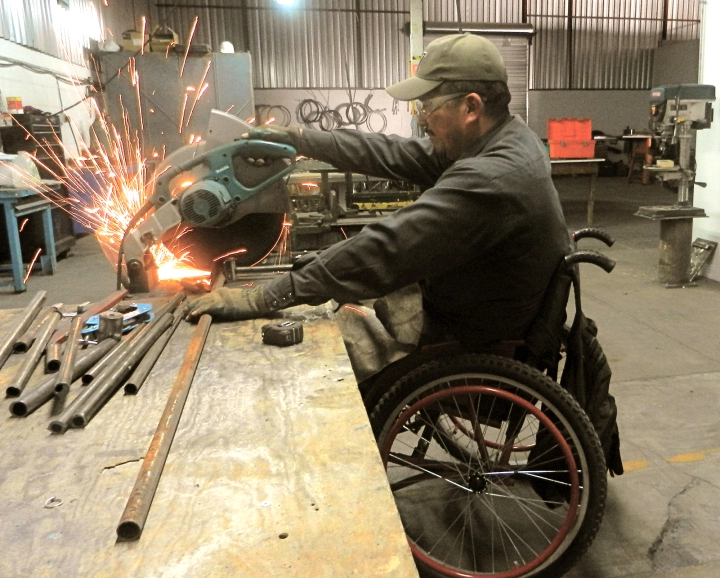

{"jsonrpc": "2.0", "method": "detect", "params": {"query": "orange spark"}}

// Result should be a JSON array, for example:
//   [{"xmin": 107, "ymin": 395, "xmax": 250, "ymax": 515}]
[
  {"xmin": 18, "ymin": 218, "xmax": 29, "ymax": 232},
  {"xmin": 186, "ymin": 61, "xmax": 212, "ymax": 127},
  {"xmin": 213, "ymin": 248, "xmax": 248, "ymax": 262},
  {"xmin": 179, "ymin": 93, "xmax": 189, "ymax": 133},
  {"xmin": 180, "ymin": 16, "xmax": 199, "ymax": 78},
  {"xmin": 225, "ymin": 105, "xmax": 235, "ymax": 113},
  {"xmin": 340, "ymin": 227, "xmax": 348, "ymax": 239},
  {"xmin": 23, "ymin": 248, "xmax": 42, "ymax": 283},
  {"xmin": 343, "ymin": 305, "xmax": 367, "ymax": 316},
  {"xmin": 264, "ymin": 117, "xmax": 276, "ymax": 125},
  {"xmin": 140, "ymin": 17, "xmax": 146, "ymax": 54}
]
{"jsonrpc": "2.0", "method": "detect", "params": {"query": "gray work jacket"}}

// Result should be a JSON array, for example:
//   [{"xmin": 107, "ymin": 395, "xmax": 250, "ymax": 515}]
[{"xmin": 264, "ymin": 115, "xmax": 570, "ymax": 348}]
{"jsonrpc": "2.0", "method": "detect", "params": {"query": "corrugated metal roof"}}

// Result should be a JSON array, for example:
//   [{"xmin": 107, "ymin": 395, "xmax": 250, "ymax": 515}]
[
  {"xmin": 103, "ymin": 0, "xmax": 701, "ymax": 90},
  {"xmin": 0, "ymin": 0, "xmax": 102, "ymax": 65}
]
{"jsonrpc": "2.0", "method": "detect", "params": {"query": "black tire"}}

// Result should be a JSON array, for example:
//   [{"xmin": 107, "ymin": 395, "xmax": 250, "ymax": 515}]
[{"xmin": 370, "ymin": 354, "xmax": 606, "ymax": 578}]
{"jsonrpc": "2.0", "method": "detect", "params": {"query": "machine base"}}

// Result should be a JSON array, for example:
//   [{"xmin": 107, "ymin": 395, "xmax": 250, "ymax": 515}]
[{"xmin": 635, "ymin": 204, "xmax": 707, "ymax": 220}]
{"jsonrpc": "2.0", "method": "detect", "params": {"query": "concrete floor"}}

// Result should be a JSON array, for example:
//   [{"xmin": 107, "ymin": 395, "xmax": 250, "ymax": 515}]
[{"xmin": 1, "ymin": 176, "xmax": 720, "ymax": 577}]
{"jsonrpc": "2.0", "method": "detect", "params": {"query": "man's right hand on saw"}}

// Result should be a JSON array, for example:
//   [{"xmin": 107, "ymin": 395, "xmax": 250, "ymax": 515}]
[
  {"xmin": 241, "ymin": 126, "xmax": 303, "ymax": 165},
  {"xmin": 186, "ymin": 286, "xmax": 270, "ymax": 321},
  {"xmin": 242, "ymin": 126, "xmax": 302, "ymax": 147}
]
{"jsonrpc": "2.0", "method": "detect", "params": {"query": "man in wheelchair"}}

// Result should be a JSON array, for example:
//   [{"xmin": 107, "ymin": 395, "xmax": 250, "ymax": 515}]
[
  {"xmin": 188, "ymin": 33, "xmax": 569, "ymax": 374},
  {"xmin": 189, "ymin": 33, "xmax": 622, "ymax": 578}
]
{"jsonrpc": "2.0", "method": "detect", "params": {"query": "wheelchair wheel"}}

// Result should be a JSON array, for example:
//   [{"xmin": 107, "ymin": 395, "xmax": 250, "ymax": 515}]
[{"xmin": 370, "ymin": 354, "xmax": 606, "ymax": 578}]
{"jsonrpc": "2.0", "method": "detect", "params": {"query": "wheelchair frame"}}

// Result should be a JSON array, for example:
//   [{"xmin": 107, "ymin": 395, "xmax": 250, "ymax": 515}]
[{"xmin": 364, "ymin": 228, "xmax": 617, "ymax": 578}]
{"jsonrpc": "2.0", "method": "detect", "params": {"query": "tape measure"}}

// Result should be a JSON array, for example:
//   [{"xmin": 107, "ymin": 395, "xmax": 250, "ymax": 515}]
[{"xmin": 261, "ymin": 321, "xmax": 303, "ymax": 347}]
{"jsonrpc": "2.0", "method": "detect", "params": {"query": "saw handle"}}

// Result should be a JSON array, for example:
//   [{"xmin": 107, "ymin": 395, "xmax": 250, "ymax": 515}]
[{"xmin": 152, "ymin": 140, "xmax": 297, "ymax": 206}]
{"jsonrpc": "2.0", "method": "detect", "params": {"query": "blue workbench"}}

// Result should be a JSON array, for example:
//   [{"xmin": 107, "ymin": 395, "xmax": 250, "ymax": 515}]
[{"xmin": 0, "ymin": 187, "xmax": 57, "ymax": 292}]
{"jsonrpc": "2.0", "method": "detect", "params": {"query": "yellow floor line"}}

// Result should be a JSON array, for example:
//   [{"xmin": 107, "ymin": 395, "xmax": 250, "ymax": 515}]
[
  {"xmin": 666, "ymin": 447, "xmax": 720, "ymax": 463},
  {"xmin": 621, "ymin": 459, "xmax": 648, "ymax": 472}
]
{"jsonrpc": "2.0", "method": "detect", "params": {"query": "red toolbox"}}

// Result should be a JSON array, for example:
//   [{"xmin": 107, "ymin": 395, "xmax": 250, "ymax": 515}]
[{"xmin": 547, "ymin": 118, "xmax": 596, "ymax": 159}]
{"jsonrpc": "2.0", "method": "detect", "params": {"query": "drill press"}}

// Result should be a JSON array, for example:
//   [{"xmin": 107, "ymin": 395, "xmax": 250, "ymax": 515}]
[{"xmin": 636, "ymin": 84, "xmax": 715, "ymax": 287}]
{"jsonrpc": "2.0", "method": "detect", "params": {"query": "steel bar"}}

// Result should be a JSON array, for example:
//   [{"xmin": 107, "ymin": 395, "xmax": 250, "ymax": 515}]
[
  {"xmin": 124, "ymin": 309, "xmax": 186, "ymax": 395},
  {"xmin": 10, "ymin": 339, "xmax": 118, "ymax": 417},
  {"xmin": 48, "ymin": 290, "xmax": 128, "ymax": 346},
  {"xmin": 116, "ymin": 313, "xmax": 213, "ymax": 541},
  {"xmin": 0, "ymin": 290, "xmax": 46, "ymax": 370},
  {"xmin": 6, "ymin": 308, "xmax": 62, "ymax": 397},
  {"xmin": 14, "ymin": 307, "xmax": 52, "ymax": 353},
  {"xmin": 48, "ymin": 293, "xmax": 186, "ymax": 434},
  {"xmin": 45, "ymin": 342, "xmax": 62, "ymax": 372},
  {"xmin": 55, "ymin": 315, "xmax": 84, "ymax": 391},
  {"xmin": 71, "ymin": 313, "xmax": 175, "ymax": 428}
]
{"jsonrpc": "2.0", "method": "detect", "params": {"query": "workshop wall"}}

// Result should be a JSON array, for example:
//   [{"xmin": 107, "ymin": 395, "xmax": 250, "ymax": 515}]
[
  {"xmin": 528, "ymin": 90, "xmax": 650, "ymax": 139},
  {"xmin": 0, "ymin": 39, "xmax": 94, "ymax": 160},
  {"xmin": 694, "ymin": 0, "xmax": 720, "ymax": 282},
  {"xmin": 652, "ymin": 39, "xmax": 700, "ymax": 86}
]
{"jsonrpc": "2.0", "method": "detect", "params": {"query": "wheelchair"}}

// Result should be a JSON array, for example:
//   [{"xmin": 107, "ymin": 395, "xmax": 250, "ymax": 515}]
[{"xmin": 362, "ymin": 228, "xmax": 618, "ymax": 578}]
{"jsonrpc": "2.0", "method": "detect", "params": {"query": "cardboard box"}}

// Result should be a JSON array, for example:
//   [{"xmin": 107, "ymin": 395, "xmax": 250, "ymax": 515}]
[
  {"xmin": 121, "ymin": 30, "xmax": 149, "ymax": 52},
  {"xmin": 149, "ymin": 27, "xmax": 179, "ymax": 53}
]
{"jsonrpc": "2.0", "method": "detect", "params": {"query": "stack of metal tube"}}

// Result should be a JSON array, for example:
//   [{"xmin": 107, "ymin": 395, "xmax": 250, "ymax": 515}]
[{"xmin": 1, "ymin": 289, "xmax": 187, "ymax": 432}]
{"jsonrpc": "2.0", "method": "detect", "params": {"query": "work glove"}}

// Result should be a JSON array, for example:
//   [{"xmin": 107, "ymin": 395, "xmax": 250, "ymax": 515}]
[
  {"xmin": 241, "ymin": 126, "xmax": 303, "ymax": 167},
  {"xmin": 242, "ymin": 126, "xmax": 303, "ymax": 149},
  {"xmin": 186, "ymin": 286, "xmax": 270, "ymax": 321}
]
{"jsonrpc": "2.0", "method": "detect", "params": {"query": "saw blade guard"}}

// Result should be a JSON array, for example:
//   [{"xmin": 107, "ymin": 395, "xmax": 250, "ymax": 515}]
[{"xmin": 122, "ymin": 138, "xmax": 296, "ymax": 292}]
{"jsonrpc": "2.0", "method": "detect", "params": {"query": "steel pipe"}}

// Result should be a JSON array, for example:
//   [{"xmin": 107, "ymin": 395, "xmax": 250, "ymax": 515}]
[
  {"xmin": 81, "ymin": 293, "xmax": 185, "ymax": 384},
  {"xmin": 55, "ymin": 315, "xmax": 85, "ymax": 392},
  {"xmin": 124, "ymin": 309, "xmax": 185, "ymax": 395},
  {"xmin": 6, "ymin": 308, "xmax": 62, "ymax": 397},
  {"xmin": 116, "ymin": 313, "xmax": 213, "ymax": 541},
  {"xmin": 82, "ymin": 325, "xmax": 143, "ymax": 385},
  {"xmin": 48, "ymin": 293, "xmax": 186, "ymax": 435},
  {"xmin": 45, "ymin": 342, "xmax": 62, "ymax": 372},
  {"xmin": 14, "ymin": 307, "xmax": 52, "ymax": 353},
  {"xmin": 0, "ymin": 291, "xmax": 46, "ymax": 370},
  {"xmin": 71, "ymin": 313, "xmax": 174, "ymax": 428},
  {"xmin": 10, "ymin": 339, "xmax": 118, "ymax": 417}
]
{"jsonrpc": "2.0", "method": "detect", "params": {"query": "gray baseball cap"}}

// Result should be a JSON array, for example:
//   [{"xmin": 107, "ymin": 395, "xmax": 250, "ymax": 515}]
[{"xmin": 386, "ymin": 33, "xmax": 508, "ymax": 101}]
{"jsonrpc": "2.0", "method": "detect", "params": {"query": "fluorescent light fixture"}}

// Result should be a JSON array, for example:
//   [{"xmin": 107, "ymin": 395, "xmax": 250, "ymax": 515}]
[{"xmin": 275, "ymin": 0, "xmax": 298, "ymax": 6}]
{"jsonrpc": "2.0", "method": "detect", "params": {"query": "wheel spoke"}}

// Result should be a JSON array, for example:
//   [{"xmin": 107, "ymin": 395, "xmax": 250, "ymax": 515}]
[{"xmin": 373, "ymin": 360, "xmax": 603, "ymax": 578}]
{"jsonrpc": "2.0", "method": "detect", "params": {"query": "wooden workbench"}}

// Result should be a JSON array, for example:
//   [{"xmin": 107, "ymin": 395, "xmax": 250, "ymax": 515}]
[{"xmin": 0, "ymin": 305, "xmax": 418, "ymax": 578}]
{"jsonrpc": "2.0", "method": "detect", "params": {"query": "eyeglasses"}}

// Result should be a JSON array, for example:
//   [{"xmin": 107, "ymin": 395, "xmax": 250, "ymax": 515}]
[{"xmin": 415, "ymin": 93, "xmax": 467, "ymax": 121}]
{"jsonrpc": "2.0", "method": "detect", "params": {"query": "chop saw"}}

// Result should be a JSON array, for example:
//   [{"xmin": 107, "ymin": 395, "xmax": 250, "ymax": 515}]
[{"xmin": 120, "ymin": 111, "xmax": 296, "ymax": 293}]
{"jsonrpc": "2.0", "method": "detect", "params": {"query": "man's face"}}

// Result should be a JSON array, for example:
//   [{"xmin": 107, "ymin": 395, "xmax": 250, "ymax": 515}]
[{"xmin": 417, "ymin": 92, "xmax": 467, "ymax": 159}]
